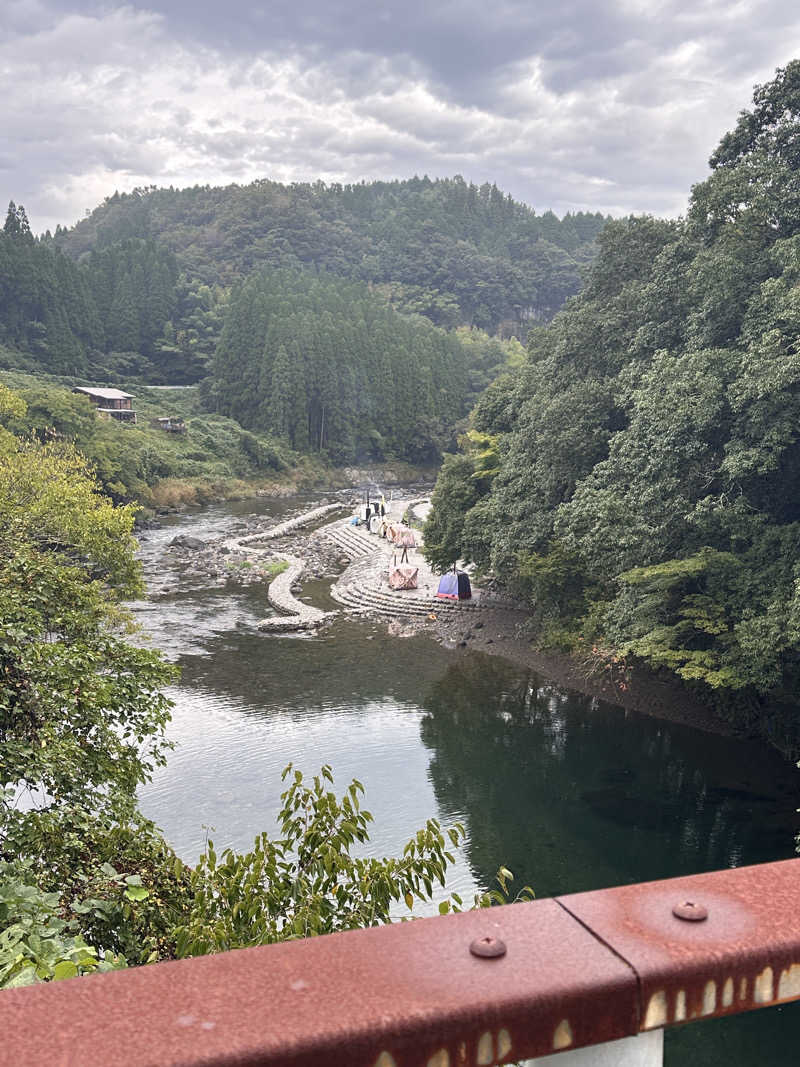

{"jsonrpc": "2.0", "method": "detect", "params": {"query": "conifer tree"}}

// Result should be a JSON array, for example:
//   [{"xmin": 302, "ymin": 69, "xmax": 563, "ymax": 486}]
[
  {"xmin": 107, "ymin": 272, "xmax": 140, "ymax": 352},
  {"xmin": 267, "ymin": 344, "xmax": 292, "ymax": 439}
]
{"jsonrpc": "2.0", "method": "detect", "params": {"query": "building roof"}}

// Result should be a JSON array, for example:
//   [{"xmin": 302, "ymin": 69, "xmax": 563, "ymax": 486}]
[{"xmin": 74, "ymin": 387, "xmax": 134, "ymax": 401}]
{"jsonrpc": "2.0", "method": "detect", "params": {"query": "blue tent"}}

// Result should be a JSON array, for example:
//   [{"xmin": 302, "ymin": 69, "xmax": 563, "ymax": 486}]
[
  {"xmin": 436, "ymin": 573, "xmax": 459, "ymax": 599},
  {"xmin": 436, "ymin": 572, "xmax": 471, "ymax": 600}
]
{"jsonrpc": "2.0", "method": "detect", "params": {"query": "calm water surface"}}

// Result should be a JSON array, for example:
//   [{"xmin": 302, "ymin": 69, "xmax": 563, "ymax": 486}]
[{"xmin": 134, "ymin": 497, "xmax": 800, "ymax": 1066}]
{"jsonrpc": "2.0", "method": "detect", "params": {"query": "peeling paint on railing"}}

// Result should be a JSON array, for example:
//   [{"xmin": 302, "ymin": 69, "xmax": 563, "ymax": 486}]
[
  {"xmin": 557, "ymin": 859, "xmax": 800, "ymax": 1036},
  {"xmin": 1, "ymin": 860, "xmax": 799, "ymax": 1066}
]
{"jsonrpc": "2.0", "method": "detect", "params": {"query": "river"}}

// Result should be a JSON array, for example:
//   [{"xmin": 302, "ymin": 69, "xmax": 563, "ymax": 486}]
[{"xmin": 133, "ymin": 494, "xmax": 800, "ymax": 1066}]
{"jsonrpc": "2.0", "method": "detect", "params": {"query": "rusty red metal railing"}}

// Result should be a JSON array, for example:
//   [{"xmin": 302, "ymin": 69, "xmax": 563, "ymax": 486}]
[{"xmin": 3, "ymin": 858, "xmax": 800, "ymax": 1066}]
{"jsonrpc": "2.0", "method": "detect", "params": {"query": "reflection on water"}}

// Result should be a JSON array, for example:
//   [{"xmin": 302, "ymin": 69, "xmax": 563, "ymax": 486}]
[
  {"xmin": 140, "ymin": 621, "xmax": 480, "ymax": 899},
  {"xmin": 134, "ymin": 498, "xmax": 800, "ymax": 1067},
  {"xmin": 420, "ymin": 655, "xmax": 798, "ymax": 897}
]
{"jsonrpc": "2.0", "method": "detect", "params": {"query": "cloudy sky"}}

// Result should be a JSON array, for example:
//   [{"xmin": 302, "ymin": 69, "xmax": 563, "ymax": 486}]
[{"xmin": 3, "ymin": 0, "xmax": 800, "ymax": 233}]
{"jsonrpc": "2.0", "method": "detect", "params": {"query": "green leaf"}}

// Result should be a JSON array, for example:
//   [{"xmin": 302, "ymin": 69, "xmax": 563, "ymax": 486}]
[
  {"xmin": 123, "ymin": 886, "xmax": 149, "ymax": 902},
  {"xmin": 4, "ymin": 965, "xmax": 38, "ymax": 989},
  {"xmin": 53, "ymin": 960, "xmax": 78, "ymax": 980}
]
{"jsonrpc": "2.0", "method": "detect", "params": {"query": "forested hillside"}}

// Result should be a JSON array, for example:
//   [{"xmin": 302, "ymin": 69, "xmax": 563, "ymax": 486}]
[
  {"xmin": 0, "ymin": 205, "xmax": 216, "ymax": 382},
  {"xmin": 0, "ymin": 198, "xmax": 522, "ymax": 468},
  {"xmin": 206, "ymin": 269, "xmax": 521, "ymax": 463},
  {"xmin": 2, "ymin": 177, "xmax": 604, "ymax": 463},
  {"xmin": 0, "ymin": 203, "xmax": 102, "ymax": 375},
  {"xmin": 425, "ymin": 62, "xmax": 800, "ymax": 730},
  {"xmin": 53, "ymin": 176, "xmax": 607, "ymax": 335}
]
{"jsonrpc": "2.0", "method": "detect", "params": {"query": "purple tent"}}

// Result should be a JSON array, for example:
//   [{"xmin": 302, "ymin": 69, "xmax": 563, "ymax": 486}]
[
  {"xmin": 436, "ymin": 573, "xmax": 459, "ymax": 600},
  {"xmin": 436, "ymin": 572, "xmax": 472, "ymax": 600}
]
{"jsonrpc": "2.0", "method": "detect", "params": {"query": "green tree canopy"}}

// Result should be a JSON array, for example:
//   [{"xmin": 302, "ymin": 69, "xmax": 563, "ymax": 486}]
[
  {"xmin": 0, "ymin": 408, "xmax": 176, "ymax": 879},
  {"xmin": 54, "ymin": 177, "xmax": 608, "ymax": 336},
  {"xmin": 209, "ymin": 268, "xmax": 521, "ymax": 463},
  {"xmin": 424, "ymin": 63, "xmax": 800, "ymax": 733}
]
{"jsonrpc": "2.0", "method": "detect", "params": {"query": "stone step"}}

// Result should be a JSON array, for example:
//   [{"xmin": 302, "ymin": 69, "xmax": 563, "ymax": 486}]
[
  {"xmin": 326, "ymin": 522, "xmax": 384, "ymax": 545},
  {"xmin": 329, "ymin": 591, "xmax": 388, "ymax": 614},
  {"xmin": 324, "ymin": 527, "xmax": 375, "ymax": 559},
  {"xmin": 348, "ymin": 587, "xmax": 432, "ymax": 610},
  {"xmin": 331, "ymin": 593, "xmax": 427, "ymax": 618},
  {"xmin": 351, "ymin": 584, "xmax": 433, "ymax": 605},
  {"xmin": 361, "ymin": 595, "xmax": 476, "ymax": 616},
  {"xmin": 333, "ymin": 580, "xmax": 479, "ymax": 618},
  {"xmin": 348, "ymin": 576, "xmax": 478, "ymax": 606},
  {"xmin": 333, "ymin": 544, "xmax": 373, "ymax": 561}
]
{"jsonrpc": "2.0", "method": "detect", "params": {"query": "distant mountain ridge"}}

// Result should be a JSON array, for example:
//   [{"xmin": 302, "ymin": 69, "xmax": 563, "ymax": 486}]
[{"xmin": 53, "ymin": 175, "xmax": 608, "ymax": 336}]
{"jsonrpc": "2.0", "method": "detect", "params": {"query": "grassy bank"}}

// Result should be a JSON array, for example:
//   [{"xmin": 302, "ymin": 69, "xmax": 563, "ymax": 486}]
[
  {"xmin": 0, "ymin": 366, "xmax": 305, "ymax": 506},
  {"xmin": 0, "ymin": 365, "xmax": 437, "ymax": 512}
]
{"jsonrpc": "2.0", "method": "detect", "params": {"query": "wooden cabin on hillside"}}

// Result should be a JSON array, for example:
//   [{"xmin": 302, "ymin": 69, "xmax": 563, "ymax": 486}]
[{"xmin": 73, "ymin": 387, "xmax": 137, "ymax": 424}]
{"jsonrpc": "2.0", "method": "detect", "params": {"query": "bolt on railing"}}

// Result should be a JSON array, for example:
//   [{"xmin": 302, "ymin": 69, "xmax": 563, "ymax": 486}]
[{"xmin": 1, "ymin": 858, "xmax": 799, "ymax": 1066}]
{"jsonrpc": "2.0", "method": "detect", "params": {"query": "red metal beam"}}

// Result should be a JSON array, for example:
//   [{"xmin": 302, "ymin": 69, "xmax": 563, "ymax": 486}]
[
  {"xmin": 2, "ymin": 859, "xmax": 799, "ymax": 1066},
  {"xmin": 558, "ymin": 857, "xmax": 800, "ymax": 1034}
]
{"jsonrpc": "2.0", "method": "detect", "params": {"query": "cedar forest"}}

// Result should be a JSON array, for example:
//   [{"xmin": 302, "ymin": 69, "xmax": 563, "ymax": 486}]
[{"xmin": 0, "ymin": 177, "xmax": 604, "ymax": 472}]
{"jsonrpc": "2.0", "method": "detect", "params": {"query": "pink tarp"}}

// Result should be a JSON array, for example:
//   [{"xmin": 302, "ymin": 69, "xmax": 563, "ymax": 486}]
[
  {"xmin": 388, "ymin": 566, "xmax": 419, "ymax": 590},
  {"xmin": 396, "ymin": 526, "xmax": 416, "ymax": 547},
  {"xmin": 386, "ymin": 523, "xmax": 415, "ymax": 546}
]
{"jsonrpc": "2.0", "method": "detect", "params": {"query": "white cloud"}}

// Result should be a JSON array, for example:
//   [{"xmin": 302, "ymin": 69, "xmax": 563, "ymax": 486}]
[{"xmin": 1, "ymin": 1, "xmax": 799, "ymax": 232}]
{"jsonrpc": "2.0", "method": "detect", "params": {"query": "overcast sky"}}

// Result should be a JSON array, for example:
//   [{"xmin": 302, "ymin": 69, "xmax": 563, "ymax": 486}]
[{"xmin": 3, "ymin": 0, "xmax": 799, "ymax": 233}]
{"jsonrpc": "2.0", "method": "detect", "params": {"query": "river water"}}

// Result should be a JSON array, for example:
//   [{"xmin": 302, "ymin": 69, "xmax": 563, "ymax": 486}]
[{"xmin": 134, "ymin": 495, "xmax": 800, "ymax": 1066}]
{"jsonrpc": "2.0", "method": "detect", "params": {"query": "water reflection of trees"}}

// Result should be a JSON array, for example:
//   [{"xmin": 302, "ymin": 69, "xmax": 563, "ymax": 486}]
[
  {"xmin": 170, "ymin": 621, "xmax": 461, "ymax": 724},
  {"xmin": 420, "ymin": 653, "xmax": 799, "ymax": 898}
]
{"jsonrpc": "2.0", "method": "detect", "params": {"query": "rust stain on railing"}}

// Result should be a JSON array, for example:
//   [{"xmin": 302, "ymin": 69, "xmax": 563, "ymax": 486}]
[
  {"xmin": 557, "ymin": 857, "xmax": 800, "ymax": 1035},
  {"xmin": 1, "ymin": 859, "xmax": 799, "ymax": 1066}
]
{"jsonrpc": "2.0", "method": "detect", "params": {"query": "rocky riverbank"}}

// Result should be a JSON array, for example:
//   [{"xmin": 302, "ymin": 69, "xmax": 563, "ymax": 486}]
[
  {"xmin": 160, "ymin": 504, "xmax": 351, "ymax": 593},
  {"xmin": 145, "ymin": 463, "xmax": 438, "ymax": 518}
]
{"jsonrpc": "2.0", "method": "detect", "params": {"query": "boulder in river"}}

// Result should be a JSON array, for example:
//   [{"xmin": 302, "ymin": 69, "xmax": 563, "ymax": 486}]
[{"xmin": 169, "ymin": 534, "xmax": 208, "ymax": 551}]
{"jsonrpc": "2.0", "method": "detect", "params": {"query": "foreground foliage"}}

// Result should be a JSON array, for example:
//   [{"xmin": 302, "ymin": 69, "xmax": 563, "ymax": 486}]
[
  {"xmin": 0, "ymin": 384, "xmax": 527, "ymax": 986},
  {"xmin": 0, "ymin": 441, "xmax": 175, "ymax": 852},
  {"xmin": 425, "ymin": 62, "xmax": 800, "ymax": 732},
  {"xmin": 174, "ymin": 765, "xmax": 530, "ymax": 957},
  {"xmin": 0, "ymin": 388, "xmax": 188, "ymax": 975},
  {"xmin": 0, "ymin": 862, "xmax": 125, "ymax": 988},
  {"xmin": 1, "ymin": 762, "xmax": 529, "ymax": 990}
]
